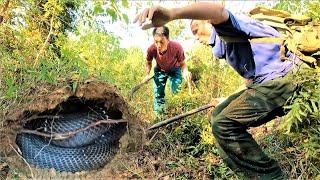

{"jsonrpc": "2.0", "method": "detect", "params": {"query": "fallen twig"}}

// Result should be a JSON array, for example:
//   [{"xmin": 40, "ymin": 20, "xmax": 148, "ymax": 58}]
[
  {"xmin": 20, "ymin": 119, "xmax": 128, "ymax": 140},
  {"xmin": 34, "ymin": 118, "xmax": 54, "ymax": 159},
  {"xmin": 146, "ymin": 130, "xmax": 159, "ymax": 145},
  {"xmin": 8, "ymin": 138, "xmax": 35, "ymax": 179},
  {"xmin": 24, "ymin": 115, "xmax": 61, "ymax": 122}
]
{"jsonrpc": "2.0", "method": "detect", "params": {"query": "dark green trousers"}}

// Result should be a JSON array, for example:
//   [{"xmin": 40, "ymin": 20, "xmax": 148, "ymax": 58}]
[{"xmin": 211, "ymin": 76, "xmax": 296, "ymax": 179}]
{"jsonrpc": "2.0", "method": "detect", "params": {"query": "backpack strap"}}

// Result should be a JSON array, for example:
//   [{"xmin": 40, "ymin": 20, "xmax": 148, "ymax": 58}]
[
  {"xmin": 219, "ymin": 36, "xmax": 284, "ymax": 43},
  {"xmin": 219, "ymin": 36, "xmax": 288, "ymax": 62},
  {"xmin": 249, "ymin": 7, "xmax": 291, "ymax": 18},
  {"xmin": 284, "ymin": 15, "xmax": 312, "ymax": 26},
  {"xmin": 219, "ymin": 35, "xmax": 317, "ymax": 66}
]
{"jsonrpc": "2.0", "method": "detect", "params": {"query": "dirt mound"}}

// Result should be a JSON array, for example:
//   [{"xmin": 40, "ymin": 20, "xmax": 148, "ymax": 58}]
[{"xmin": 0, "ymin": 79, "xmax": 147, "ymax": 179}]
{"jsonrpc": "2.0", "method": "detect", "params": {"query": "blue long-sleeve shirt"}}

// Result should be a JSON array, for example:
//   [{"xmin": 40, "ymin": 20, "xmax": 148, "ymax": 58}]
[{"xmin": 210, "ymin": 10, "xmax": 300, "ymax": 84}]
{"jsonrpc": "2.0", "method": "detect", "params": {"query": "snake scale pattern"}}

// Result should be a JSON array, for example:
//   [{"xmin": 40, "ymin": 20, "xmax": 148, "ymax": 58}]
[{"xmin": 16, "ymin": 108, "xmax": 127, "ymax": 172}]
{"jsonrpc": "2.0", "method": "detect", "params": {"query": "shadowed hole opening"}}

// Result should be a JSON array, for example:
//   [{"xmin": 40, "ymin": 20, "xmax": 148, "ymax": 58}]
[
  {"xmin": 15, "ymin": 96, "xmax": 128, "ymax": 172},
  {"xmin": 23, "ymin": 96, "xmax": 125, "ymax": 130}
]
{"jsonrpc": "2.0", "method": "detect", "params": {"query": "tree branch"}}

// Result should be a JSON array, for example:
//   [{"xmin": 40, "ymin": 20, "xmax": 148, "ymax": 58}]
[
  {"xmin": 24, "ymin": 115, "xmax": 61, "ymax": 122},
  {"xmin": 8, "ymin": 137, "xmax": 34, "ymax": 179},
  {"xmin": 20, "ymin": 119, "xmax": 128, "ymax": 140}
]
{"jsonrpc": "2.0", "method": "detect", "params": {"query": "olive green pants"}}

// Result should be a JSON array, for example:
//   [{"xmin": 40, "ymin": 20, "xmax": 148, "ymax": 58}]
[{"xmin": 211, "ymin": 75, "xmax": 297, "ymax": 179}]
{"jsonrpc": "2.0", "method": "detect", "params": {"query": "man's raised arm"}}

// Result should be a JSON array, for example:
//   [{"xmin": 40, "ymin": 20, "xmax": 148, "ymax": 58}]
[{"xmin": 134, "ymin": 2, "xmax": 229, "ymax": 29}]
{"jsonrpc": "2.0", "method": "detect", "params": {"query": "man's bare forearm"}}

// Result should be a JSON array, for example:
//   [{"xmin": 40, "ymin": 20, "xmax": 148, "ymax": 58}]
[
  {"xmin": 180, "ymin": 61, "xmax": 188, "ymax": 73},
  {"xmin": 171, "ymin": 2, "xmax": 229, "ymax": 25},
  {"xmin": 145, "ymin": 61, "xmax": 152, "ymax": 75}
]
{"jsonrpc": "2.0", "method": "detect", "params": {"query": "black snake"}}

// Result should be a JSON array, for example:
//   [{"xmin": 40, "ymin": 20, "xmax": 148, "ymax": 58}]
[{"xmin": 16, "ymin": 108, "xmax": 127, "ymax": 172}]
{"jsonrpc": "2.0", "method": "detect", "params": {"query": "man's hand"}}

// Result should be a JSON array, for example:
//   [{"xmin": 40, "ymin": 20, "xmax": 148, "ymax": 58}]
[
  {"xmin": 133, "ymin": 6, "xmax": 173, "ymax": 30},
  {"xmin": 211, "ymin": 97, "xmax": 226, "ymax": 106},
  {"xmin": 182, "ymin": 70, "xmax": 192, "ymax": 82},
  {"xmin": 142, "ymin": 74, "xmax": 152, "ymax": 83}
]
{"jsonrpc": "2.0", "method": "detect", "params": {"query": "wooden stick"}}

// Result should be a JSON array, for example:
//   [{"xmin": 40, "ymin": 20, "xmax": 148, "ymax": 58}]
[
  {"xmin": 24, "ymin": 115, "xmax": 61, "ymax": 122},
  {"xmin": 129, "ymin": 75, "xmax": 154, "ymax": 101},
  {"xmin": 20, "ymin": 119, "xmax": 127, "ymax": 140},
  {"xmin": 8, "ymin": 138, "xmax": 34, "ymax": 179},
  {"xmin": 148, "ymin": 102, "xmax": 215, "ymax": 130}
]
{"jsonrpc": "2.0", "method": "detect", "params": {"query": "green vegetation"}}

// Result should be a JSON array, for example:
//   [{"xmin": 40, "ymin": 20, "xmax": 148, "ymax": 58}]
[
  {"xmin": 273, "ymin": 0, "xmax": 320, "ymax": 22},
  {"xmin": 0, "ymin": 0, "xmax": 319, "ymax": 179},
  {"xmin": 271, "ymin": 1, "xmax": 320, "ymax": 178}
]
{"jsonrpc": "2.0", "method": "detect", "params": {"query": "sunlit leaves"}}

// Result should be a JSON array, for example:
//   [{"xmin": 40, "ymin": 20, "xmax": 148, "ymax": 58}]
[
  {"xmin": 43, "ymin": 0, "xmax": 64, "ymax": 17},
  {"xmin": 166, "ymin": 20, "xmax": 187, "ymax": 40},
  {"xmin": 60, "ymin": 31, "xmax": 126, "ymax": 79},
  {"xmin": 273, "ymin": 0, "xmax": 320, "ymax": 23},
  {"xmin": 92, "ymin": 0, "xmax": 104, "ymax": 14},
  {"xmin": 121, "ymin": 0, "xmax": 129, "ymax": 8},
  {"xmin": 122, "ymin": 14, "xmax": 128, "ymax": 23},
  {"xmin": 92, "ymin": 0, "xmax": 129, "ymax": 23},
  {"xmin": 306, "ymin": 1, "xmax": 320, "ymax": 22}
]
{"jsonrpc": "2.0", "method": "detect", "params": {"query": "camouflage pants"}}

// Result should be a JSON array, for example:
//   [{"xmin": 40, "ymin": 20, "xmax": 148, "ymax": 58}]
[
  {"xmin": 211, "ymin": 76, "xmax": 297, "ymax": 179},
  {"xmin": 153, "ymin": 66, "xmax": 182, "ymax": 113}
]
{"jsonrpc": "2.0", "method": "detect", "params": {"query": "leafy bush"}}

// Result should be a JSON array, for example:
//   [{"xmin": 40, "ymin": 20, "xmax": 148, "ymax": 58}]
[{"xmin": 280, "ymin": 68, "xmax": 320, "ymax": 160}]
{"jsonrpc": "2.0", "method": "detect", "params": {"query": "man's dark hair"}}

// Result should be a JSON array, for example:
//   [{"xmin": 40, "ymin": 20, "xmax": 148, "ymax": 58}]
[{"xmin": 153, "ymin": 26, "xmax": 170, "ymax": 39}]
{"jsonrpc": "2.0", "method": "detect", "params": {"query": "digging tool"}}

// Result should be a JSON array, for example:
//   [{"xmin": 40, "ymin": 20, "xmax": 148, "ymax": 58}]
[
  {"xmin": 148, "ymin": 102, "xmax": 216, "ymax": 130},
  {"xmin": 129, "ymin": 75, "xmax": 154, "ymax": 101}
]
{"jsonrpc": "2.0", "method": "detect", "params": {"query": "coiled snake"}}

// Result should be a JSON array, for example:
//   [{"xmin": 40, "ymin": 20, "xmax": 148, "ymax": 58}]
[{"xmin": 16, "ymin": 108, "xmax": 127, "ymax": 172}]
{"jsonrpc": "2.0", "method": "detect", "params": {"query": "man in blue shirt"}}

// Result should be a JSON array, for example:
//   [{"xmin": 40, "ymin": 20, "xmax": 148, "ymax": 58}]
[{"xmin": 135, "ymin": 2, "xmax": 302, "ymax": 179}]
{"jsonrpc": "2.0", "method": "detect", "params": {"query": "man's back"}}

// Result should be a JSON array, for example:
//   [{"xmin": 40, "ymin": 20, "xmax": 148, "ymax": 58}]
[{"xmin": 212, "ymin": 11, "xmax": 300, "ymax": 83}]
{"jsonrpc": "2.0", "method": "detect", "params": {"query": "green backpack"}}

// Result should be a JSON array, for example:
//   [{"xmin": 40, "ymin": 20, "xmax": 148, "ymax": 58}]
[{"xmin": 249, "ymin": 7, "xmax": 320, "ymax": 67}]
